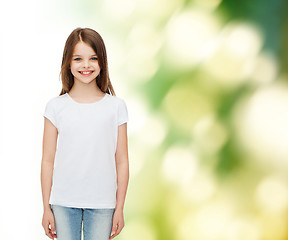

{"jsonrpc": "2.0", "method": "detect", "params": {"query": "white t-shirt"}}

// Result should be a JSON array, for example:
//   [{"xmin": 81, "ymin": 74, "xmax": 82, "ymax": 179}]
[{"xmin": 43, "ymin": 92, "xmax": 129, "ymax": 209}]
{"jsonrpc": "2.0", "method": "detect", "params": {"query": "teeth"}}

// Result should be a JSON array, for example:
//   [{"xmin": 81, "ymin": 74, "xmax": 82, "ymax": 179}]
[{"xmin": 81, "ymin": 71, "xmax": 93, "ymax": 74}]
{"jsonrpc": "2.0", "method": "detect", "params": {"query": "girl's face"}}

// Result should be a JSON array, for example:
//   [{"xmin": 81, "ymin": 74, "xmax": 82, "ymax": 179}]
[{"xmin": 70, "ymin": 41, "xmax": 101, "ymax": 84}]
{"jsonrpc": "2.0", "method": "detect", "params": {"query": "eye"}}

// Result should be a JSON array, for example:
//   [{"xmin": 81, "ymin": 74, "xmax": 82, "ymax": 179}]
[
  {"xmin": 91, "ymin": 57, "xmax": 98, "ymax": 60},
  {"xmin": 74, "ymin": 58, "xmax": 81, "ymax": 61}
]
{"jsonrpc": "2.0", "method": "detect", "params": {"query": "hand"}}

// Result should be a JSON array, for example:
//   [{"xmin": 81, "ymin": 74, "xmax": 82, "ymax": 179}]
[
  {"xmin": 42, "ymin": 208, "xmax": 57, "ymax": 240},
  {"xmin": 109, "ymin": 208, "xmax": 125, "ymax": 240}
]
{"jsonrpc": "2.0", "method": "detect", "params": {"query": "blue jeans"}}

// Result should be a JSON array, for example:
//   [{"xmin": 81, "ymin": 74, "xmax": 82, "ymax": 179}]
[{"xmin": 51, "ymin": 204, "xmax": 115, "ymax": 240}]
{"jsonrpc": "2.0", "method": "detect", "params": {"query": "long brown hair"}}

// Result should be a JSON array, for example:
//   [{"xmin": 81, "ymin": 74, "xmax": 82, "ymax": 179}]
[{"xmin": 59, "ymin": 27, "xmax": 116, "ymax": 96}]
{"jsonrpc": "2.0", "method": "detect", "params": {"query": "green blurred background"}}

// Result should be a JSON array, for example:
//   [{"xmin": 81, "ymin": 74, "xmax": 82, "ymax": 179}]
[
  {"xmin": 48, "ymin": 0, "xmax": 288, "ymax": 239},
  {"xmin": 2, "ymin": 0, "xmax": 288, "ymax": 239}
]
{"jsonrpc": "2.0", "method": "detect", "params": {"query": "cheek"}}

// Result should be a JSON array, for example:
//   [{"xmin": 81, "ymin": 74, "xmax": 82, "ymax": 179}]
[
  {"xmin": 95, "ymin": 62, "xmax": 101, "ymax": 70},
  {"xmin": 70, "ymin": 63, "xmax": 78, "ymax": 71},
  {"xmin": 70, "ymin": 66, "xmax": 78, "ymax": 75}
]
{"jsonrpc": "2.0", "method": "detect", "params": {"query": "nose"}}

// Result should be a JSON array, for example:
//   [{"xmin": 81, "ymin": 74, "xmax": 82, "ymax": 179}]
[{"xmin": 83, "ymin": 59, "xmax": 90, "ymax": 68}]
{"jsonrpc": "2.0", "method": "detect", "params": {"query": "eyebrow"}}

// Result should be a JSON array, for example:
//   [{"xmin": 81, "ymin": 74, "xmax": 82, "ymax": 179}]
[{"xmin": 72, "ymin": 54, "xmax": 97, "ymax": 57}]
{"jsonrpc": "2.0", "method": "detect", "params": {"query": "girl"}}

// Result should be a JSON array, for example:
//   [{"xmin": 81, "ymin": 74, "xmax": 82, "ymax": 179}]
[{"xmin": 41, "ymin": 27, "xmax": 129, "ymax": 240}]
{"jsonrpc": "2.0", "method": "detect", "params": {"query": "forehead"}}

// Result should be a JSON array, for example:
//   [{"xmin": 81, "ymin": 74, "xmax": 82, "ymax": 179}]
[{"xmin": 73, "ymin": 41, "xmax": 96, "ymax": 55}]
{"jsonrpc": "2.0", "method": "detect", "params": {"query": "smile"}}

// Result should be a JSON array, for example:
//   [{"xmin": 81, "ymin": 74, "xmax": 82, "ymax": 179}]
[{"xmin": 79, "ymin": 71, "xmax": 94, "ymax": 76}]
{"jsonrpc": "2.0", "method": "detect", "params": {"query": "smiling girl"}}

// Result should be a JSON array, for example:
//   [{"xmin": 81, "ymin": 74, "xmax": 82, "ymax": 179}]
[{"xmin": 40, "ymin": 27, "xmax": 129, "ymax": 240}]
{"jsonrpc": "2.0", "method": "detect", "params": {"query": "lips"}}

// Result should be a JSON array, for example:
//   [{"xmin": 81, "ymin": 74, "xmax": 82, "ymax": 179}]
[
  {"xmin": 78, "ymin": 71, "xmax": 94, "ymax": 76},
  {"xmin": 79, "ymin": 71, "xmax": 94, "ymax": 74}
]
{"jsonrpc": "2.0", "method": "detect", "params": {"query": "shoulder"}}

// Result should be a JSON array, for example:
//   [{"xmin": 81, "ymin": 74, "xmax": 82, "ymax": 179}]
[
  {"xmin": 44, "ymin": 93, "xmax": 67, "ymax": 109},
  {"xmin": 106, "ymin": 94, "xmax": 126, "ymax": 106},
  {"xmin": 47, "ymin": 93, "xmax": 67, "ymax": 102}
]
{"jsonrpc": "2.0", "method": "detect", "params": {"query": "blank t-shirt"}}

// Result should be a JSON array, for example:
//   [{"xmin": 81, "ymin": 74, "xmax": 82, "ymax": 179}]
[{"xmin": 43, "ymin": 92, "xmax": 129, "ymax": 209}]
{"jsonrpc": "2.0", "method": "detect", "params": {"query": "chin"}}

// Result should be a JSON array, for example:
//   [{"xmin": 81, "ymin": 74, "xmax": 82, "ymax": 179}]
[{"xmin": 78, "ymin": 75, "xmax": 97, "ymax": 81}]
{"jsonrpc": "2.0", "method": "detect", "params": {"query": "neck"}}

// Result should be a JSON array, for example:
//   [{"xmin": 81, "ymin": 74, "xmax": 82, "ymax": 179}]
[{"xmin": 69, "ymin": 79, "xmax": 104, "ymax": 97}]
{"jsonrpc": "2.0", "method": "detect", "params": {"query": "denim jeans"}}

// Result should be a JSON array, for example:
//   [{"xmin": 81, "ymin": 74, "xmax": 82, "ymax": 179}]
[{"xmin": 51, "ymin": 204, "xmax": 115, "ymax": 240}]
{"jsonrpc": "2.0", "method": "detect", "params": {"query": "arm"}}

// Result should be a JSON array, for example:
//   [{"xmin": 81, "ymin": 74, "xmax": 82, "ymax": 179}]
[
  {"xmin": 41, "ymin": 118, "xmax": 58, "ymax": 239},
  {"xmin": 110, "ymin": 122, "xmax": 129, "ymax": 240},
  {"xmin": 115, "ymin": 122, "xmax": 129, "ymax": 211},
  {"xmin": 41, "ymin": 118, "xmax": 58, "ymax": 211}
]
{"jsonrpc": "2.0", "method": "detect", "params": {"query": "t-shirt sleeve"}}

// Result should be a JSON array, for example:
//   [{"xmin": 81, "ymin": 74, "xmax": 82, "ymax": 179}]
[
  {"xmin": 118, "ymin": 98, "xmax": 129, "ymax": 126},
  {"xmin": 43, "ymin": 99, "xmax": 58, "ymax": 129}
]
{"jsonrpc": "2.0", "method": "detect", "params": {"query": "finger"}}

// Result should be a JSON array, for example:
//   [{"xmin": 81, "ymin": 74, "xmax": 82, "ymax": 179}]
[
  {"xmin": 49, "ymin": 229, "xmax": 57, "ymax": 239},
  {"xmin": 113, "ymin": 224, "xmax": 120, "ymax": 237},
  {"xmin": 116, "ymin": 224, "xmax": 122, "ymax": 235},
  {"xmin": 44, "ymin": 224, "xmax": 52, "ymax": 238},
  {"xmin": 49, "ymin": 229, "xmax": 57, "ymax": 238},
  {"xmin": 50, "ymin": 221, "xmax": 57, "ymax": 235},
  {"xmin": 116, "ymin": 222, "xmax": 123, "ymax": 233},
  {"xmin": 109, "ymin": 230, "xmax": 117, "ymax": 240},
  {"xmin": 49, "ymin": 222, "xmax": 57, "ymax": 238},
  {"xmin": 45, "ymin": 229, "xmax": 53, "ymax": 239},
  {"xmin": 111, "ymin": 223, "xmax": 118, "ymax": 236}
]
